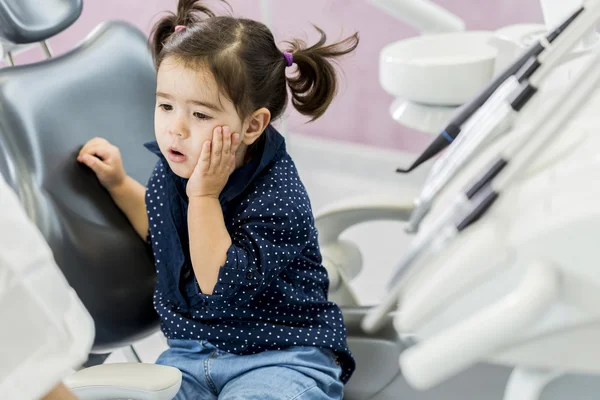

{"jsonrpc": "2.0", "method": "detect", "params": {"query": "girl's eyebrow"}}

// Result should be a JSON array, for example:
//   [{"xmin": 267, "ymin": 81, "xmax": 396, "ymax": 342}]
[{"xmin": 156, "ymin": 92, "xmax": 222, "ymax": 112}]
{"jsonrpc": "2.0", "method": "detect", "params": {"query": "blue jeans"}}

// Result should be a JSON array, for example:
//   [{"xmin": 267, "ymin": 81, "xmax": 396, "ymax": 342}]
[{"xmin": 156, "ymin": 339, "xmax": 344, "ymax": 400}]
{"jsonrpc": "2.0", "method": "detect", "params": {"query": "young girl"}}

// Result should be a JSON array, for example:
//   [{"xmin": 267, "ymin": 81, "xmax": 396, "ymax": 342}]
[{"xmin": 77, "ymin": 1, "xmax": 358, "ymax": 398}]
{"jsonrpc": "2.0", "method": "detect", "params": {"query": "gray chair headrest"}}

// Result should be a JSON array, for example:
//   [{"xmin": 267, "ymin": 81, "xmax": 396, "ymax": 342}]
[{"xmin": 0, "ymin": 0, "xmax": 82, "ymax": 44}]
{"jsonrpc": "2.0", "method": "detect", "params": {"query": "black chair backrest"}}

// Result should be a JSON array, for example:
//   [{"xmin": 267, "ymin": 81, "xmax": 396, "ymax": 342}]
[
  {"xmin": 0, "ymin": 0, "xmax": 82, "ymax": 44},
  {"xmin": 0, "ymin": 21, "xmax": 160, "ymax": 352}
]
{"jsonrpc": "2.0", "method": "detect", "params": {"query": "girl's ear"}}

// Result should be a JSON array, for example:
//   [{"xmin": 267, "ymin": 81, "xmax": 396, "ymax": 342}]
[{"xmin": 243, "ymin": 108, "xmax": 271, "ymax": 145}]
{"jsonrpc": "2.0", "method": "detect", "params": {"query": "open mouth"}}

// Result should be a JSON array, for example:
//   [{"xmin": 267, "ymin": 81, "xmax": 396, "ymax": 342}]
[{"xmin": 168, "ymin": 148, "xmax": 186, "ymax": 162}]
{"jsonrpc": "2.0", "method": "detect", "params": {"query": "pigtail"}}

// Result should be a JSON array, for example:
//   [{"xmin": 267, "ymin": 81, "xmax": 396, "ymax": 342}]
[
  {"xmin": 284, "ymin": 27, "xmax": 359, "ymax": 121},
  {"xmin": 150, "ymin": 0, "xmax": 221, "ymax": 66},
  {"xmin": 150, "ymin": 14, "xmax": 178, "ymax": 64},
  {"xmin": 176, "ymin": 0, "xmax": 217, "ymax": 25}
]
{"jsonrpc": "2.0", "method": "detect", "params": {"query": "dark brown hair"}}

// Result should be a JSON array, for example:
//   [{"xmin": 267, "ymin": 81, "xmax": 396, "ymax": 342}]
[{"xmin": 150, "ymin": 0, "xmax": 359, "ymax": 122}]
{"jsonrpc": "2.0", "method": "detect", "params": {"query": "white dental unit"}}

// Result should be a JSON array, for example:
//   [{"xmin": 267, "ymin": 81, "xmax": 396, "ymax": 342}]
[{"xmin": 361, "ymin": 0, "xmax": 600, "ymax": 399}]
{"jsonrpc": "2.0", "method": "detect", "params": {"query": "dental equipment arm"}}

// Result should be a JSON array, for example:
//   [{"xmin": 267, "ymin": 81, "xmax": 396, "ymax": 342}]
[
  {"xmin": 363, "ymin": 26, "xmax": 600, "ymax": 333},
  {"xmin": 406, "ymin": 0, "xmax": 600, "ymax": 232},
  {"xmin": 368, "ymin": 0, "xmax": 465, "ymax": 33},
  {"xmin": 314, "ymin": 192, "xmax": 416, "ymax": 306},
  {"xmin": 401, "ymin": 260, "xmax": 560, "ymax": 390},
  {"xmin": 396, "ymin": 6, "xmax": 584, "ymax": 174}
]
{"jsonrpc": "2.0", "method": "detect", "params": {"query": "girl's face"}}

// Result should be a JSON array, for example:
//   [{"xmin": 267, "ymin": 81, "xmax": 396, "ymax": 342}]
[{"xmin": 154, "ymin": 57, "xmax": 248, "ymax": 178}]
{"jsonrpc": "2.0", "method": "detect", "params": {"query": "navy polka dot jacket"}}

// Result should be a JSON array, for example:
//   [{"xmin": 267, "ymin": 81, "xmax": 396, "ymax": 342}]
[{"xmin": 144, "ymin": 125, "xmax": 355, "ymax": 383}]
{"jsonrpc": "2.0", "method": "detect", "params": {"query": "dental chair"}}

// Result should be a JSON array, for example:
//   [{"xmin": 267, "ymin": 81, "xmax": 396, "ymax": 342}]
[
  {"xmin": 0, "ymin": 3, "xmax": 182, "ymax": 398},
  {"xmin": 0, "ymin": 0, "xmax": 82, "ymax": 64}
]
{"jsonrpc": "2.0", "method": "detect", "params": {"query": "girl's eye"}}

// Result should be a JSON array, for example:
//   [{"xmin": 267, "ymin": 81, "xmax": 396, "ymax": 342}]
[
  {"xmin": 194, "ymin": 112, "xmax": 211, "ymax": 120},
  {"xmin": 159, "ymin": 104, "xmax": 173, "ymax": 111}
]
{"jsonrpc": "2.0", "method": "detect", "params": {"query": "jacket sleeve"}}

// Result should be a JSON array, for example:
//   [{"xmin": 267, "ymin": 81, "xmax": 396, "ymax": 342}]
[{"xmin": 203, "ymin": 196, "xmax": 316, "ymax": 305}]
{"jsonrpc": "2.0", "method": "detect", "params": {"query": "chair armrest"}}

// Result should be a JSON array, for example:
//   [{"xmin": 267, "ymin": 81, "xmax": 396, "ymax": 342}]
[
  {"xmin": 64, "ymin": 363, "xmax": 182, "ymax": 400},
  {"xmin": 315, "ymin": 192, "xmax": 416, "ymax": 243},
  {"xmin": 315, "ymin": 192, "xmax": 416, "ymax": 305}
]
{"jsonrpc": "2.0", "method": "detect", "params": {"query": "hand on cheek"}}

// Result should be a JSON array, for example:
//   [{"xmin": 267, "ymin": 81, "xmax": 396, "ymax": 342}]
[{"xmin": 186, "ymin": 126, "xmax": 241, "ymax": 198}]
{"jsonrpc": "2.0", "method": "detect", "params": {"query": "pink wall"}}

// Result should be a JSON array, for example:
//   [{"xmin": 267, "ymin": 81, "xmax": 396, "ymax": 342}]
[{"xmin": 14, "ymin": 0, "xmax": 544, "ymax": 152}]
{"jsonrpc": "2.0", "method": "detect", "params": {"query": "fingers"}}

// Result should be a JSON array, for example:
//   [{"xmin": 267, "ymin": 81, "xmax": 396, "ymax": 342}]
[
  {"xmin": 209, "ymin": 126, "xmax": 223, "ymax": 172},
  {"xmin": 198, "ymin": 140, "xmax": 211, "ymax": 175},
  {"xmin": 79, "ymin": 153, "xmax": 109, "ymax": 176},
  {"xmin": 222, "ymin": 126, "xmax": 232, "ymax": 156},
  {"xmin": 210, "ymin": 126, "xmax": 240, "ymax": 169},
  {"xmin": 78, "ymin": 137, "xmax": 108, "ymax": 159},
  {"xmin": 228, "ymin": 131, "xmax": 240, "ymax": 171},
  {"xmin": 77, "ymin": 138, "xmax": 118, "ymax": 171},
  {"xmin": 231, "ymin": 133, "xmax": 241, "ymax": 156},
  {"xmin": 195, "ymin": 126, "xmax": 240, "ymax": 177},
  {"xmin": 77, "ymin": 144, "xmax": 112, "ymax": 163}
]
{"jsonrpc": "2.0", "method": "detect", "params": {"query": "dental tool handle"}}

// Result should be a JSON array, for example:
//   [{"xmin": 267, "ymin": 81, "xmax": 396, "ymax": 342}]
[
  {"xmin": 385, "ymin": 244, "xmax": 427, "ymax": 290},
  {"xmin": 456, "ymin": 3, "xmax": 582, "ymax": 122},
  {"xmin": 405, "ymin": 85, "xmax": 517, "ymax": 233},
  {"xmin": 392, "ymin": 204, "xmax": 461, "ymax": 287},
  {"xmin": 465, "ymin": 159, "xmax": 508, "ymax": 198},
  {"xmin": 456, "ymin": 186, "xmax": 499, "ymax": 231},
  {"xmin": 395, "ymin": 5, "xmax": 585, "ymax": 174},
  {"xmin": 361, "ymin": 279, "xmax": 403, "ymax": 334},
  {"xmin": 455, "ymin": 42, "xmax": 600, "ymax": 230},
  {"xmin": 424, "ymin": 78, "xmax": 532, "ymax": 208},
  {"xmin": 396, "ymin": 131, "xmax": 455, "ymax": 174},
  {"xmin": 514, "ymin": 57, "xmax": 542, "ymax": 83},
  {"xmin": 508, "ymin": 83, "xmax": 538, "ymax": 112},
  {"xmin": 429, "ymin": 80, "xmax": 534, "ymax": 205},
  {"xmin": 545, "ymin": 5, "xmax": 586, "ymax": 41},
  {"xmin": 496, "ymin": 38, "xmax": 600, "ymax": 191},
  {"xmin": 405, "ymin": 198, "xmax": 432, "ymax": 233},
  {"xmin": 423, "ymin": 103, "xmax": 512, "ymax": 203},
  {"xmin": 532, "ymin": 0, "xmax": 600, "ymax": 87},
  {"xmin": 396, "ymin": 45, "xmax": 541, "ymax": 175},
  {"xmin": 458, "ymin": 3, "xmax": 582, "ymax": 123},
  {"xmin": 401, "ymin": 167, "xmax": 507, "ymax": 303},
  {"xmin": 399, "ymin": 261, "xmax": 559, "ymax": 391},
  {"xmin": 416, "ymin": 5, "xmax": 591, "ymax": 216},
  {"xmin": 367, "ymin": 211, "xmax": 459, "ymax": 332},
  {"xmin": 398, "ymin": 223, "xmax": 501, "ymax": 333},
  {"xmin": 428, "ymin": 77, "xmax": 520, "ymax": 179},
  {"xmin": 455, "ymin": 51, "xmax": 596, "ymax": 231},
  {"xmin": 365, "ymin": 224, "xmax": 456, "ymax": 333},
  {"xmin": 443, "ymin": 161, "xmax": 507, "ymax": 232}
]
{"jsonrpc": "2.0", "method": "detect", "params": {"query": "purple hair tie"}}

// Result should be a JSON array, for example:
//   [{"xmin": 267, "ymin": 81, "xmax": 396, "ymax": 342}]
[
  {"xmin": 174, "ymin": 25, "xmax": 186, "ymax": 32},
  {"xmin": 283, "ymin": 51, "xmax": 294, "ymax": 67}
]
